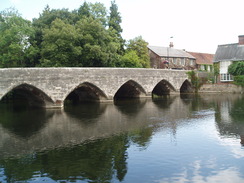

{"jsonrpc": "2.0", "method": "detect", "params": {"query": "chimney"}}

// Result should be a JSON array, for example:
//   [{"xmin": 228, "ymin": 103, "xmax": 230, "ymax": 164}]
[
  {"xmin": 169, "ymin": 42, "xmax": 174, "ymax": 48},
  {"xmin": 238, "ymin": 35, "xmax": 244, "ymax": 45}
]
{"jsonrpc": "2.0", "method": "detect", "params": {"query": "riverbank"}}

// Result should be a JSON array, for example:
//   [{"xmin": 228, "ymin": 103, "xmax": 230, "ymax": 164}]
[{"xmin": 199, "ymin": 83, "xmax": 244, "ymax": 93}]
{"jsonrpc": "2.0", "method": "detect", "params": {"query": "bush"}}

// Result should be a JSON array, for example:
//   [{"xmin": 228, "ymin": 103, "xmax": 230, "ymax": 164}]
[
  {"xmin": 234, "ymin": 75, "xmax": 244, "ymax": 86},
  {"xmin": 228, "ymin": 61, "xmax": 244, "ymax": 76}
]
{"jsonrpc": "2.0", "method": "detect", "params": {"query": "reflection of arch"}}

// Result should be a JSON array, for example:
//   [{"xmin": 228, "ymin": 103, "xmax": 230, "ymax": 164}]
[
  {"xmin": 0, "ymin": 83, "xmax": 54, "ymax": 107},
  {"xmin": 152, "ymin": 80, "xmax": 176, "ymax": 97},
  {"xmin": 114, "ymin": 80, "xmax": 146, "ymax": 100},
  {"xmin": 114, "ymin": 98, "xmax": 147, "ymax": 115},
  {"xmin": 0, "ymin": 107, "xmax": 54, "ymax": 138},
  {"xmin": 64, "ymin": 82, "xmax": 108, "ymax": 104},
  {"xmin": 180, "ymin": 80, "xmax": 193, "ymax": 93},
  {"xmin": 64, "ymin": 102, "xmax": 107, "ymax": 122},
  {"xmin": 152, "ymin": 95, "xmax": 176, "ymax": 109}
]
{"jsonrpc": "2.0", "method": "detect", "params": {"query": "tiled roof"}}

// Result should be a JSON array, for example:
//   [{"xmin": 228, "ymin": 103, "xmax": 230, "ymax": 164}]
[
  {"xmin": 148, "ymin": 46, "xmax": 195, "ymax": 59},
  {"xmin": 213, "ymin": 43, "xmax": 244, "ymax": 62},
  {"xmin": 187, "ymin": 52, "xmax": 214, "ymax": 65}
]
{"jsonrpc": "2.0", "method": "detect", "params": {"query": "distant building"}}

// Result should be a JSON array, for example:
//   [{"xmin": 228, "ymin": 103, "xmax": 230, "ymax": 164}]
[
  {"xmin": 187, "ymin": 52, "xmax": 214, "ymax": 72},
  {"xmin": 148, "ymin": 45, "xmax": 196, "ymax": 70},
  {"xmin": 214, "ymin": 35, "xmax": 244, "ymax": 82}
]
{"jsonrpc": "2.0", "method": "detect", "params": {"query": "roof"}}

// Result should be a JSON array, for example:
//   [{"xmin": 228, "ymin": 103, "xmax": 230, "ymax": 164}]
[
  {"xmin": 213, "ymin": 43, "xmax": 244, "ymax": 62},
  {"xmin": 148, "ymin": 46, "xmax": 195, "ymax": 59},
  {"xmin": 187, "ymin": 52, "xmax": 214, "ymax": 65}
]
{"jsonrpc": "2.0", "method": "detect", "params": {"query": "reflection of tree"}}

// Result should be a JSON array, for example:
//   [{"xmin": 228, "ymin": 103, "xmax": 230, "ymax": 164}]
[
  {"xmin": 215, "ymin": 95, "xmax": 244, "ymax": 137},
  {"xmin": 229, "ymin": 96, "xmax": 244, "ymax": 123},
  {"xmin": 0, "ymin": 104, "xmax": 54, "ymax": 138},
  {"xmin": 0, "ymin": 134, "xmax": 129, "ymax": 182},
  {"xmin": 180, "ymin": 94, "xmax": 214, "ymax": 112},
  {"xmin": 129, "ymin": 127, "xmax": 153, "ymax": 149}
]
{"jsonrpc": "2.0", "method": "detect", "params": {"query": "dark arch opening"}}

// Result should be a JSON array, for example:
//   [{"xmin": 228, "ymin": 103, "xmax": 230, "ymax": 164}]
[
  {"xmin": 0, "ymin": 84, "xmax": 53, "ymax": 108},
  {"xmin": 152, "ymin": 80, "xmax": 175, "ymax": 98},
  {"xmin": 64, "ymin": 82, "xmax": 107, "ymax": 105},
  {"xmin": 180, "ymin": 80, "xmax": 193, "ymax": 93},
  {"xmin": 114, "ymin": 80, "xmax": 146, "ymax": 101}
]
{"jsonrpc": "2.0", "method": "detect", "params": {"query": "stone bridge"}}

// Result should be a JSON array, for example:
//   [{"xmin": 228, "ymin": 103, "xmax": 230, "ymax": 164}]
[{"xmin": 0, "ymin": 68, "xmax": 192, "ymax": 108}]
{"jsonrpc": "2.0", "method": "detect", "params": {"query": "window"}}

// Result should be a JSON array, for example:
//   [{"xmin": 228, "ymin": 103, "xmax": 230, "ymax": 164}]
[
  {"xmin": 220, "ymin": 74, "xmax": 233, "ymax": 82},
  {"xmin": 181, "ymin": 58, "xmax": 185, "ymax": 65}
]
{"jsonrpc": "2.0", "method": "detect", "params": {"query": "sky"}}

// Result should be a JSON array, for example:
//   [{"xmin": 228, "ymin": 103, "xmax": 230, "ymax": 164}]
[{"xmin": 1, "ymin": 0, "xmax": 244, "ymax": 53}]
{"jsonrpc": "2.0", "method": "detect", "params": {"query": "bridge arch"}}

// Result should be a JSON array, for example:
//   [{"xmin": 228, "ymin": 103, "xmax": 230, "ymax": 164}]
[
  {"xmin": 64, "ymin": 82, "xmax": 108, "ymax": 104},
  {"xmin": 114, "ymin": 80, "xmax": 146, "ymax": 100},
  {"xmin": 180, "ymin": 80, "xmax": 193, "ymax": 93},
  {"xmin": 152, "ymin": 79, "xmax": 176, "ymax": 97},
  {"xmin": 0, "ymin": 83, "xmax": 54, "ymax": 107}
]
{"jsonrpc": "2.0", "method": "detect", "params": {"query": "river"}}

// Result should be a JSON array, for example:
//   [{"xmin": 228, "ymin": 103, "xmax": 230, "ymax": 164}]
[{"xmin": 0, "ymin": 94, "xmax": 244, "ymax": 183}]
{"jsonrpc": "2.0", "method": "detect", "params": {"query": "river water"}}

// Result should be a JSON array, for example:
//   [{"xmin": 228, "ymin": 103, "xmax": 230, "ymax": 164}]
[{"xmin": 0, "ymin": 94, "xmax": 244, "ymax": 183}]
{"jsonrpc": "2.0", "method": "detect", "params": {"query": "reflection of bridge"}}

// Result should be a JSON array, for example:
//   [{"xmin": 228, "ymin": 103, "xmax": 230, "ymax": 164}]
[{"xmin": 0, "ymin": 68, "xmax": 192, "ymax": 108}]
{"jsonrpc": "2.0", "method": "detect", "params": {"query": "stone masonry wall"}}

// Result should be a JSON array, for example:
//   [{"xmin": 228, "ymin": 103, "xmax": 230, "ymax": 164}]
[
  {"xmin": 0, "ymin": 68, "xmax": 189, "ymax": 107},
  {"xmin": 199, "ymin": 83, "xmax": 244, "ymax": 93}
]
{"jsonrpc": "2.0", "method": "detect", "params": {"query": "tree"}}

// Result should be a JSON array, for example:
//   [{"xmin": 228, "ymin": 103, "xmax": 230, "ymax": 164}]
[
  {"xmin": 108, "ymin": 0, "xmax": 124, "ymax": 54},
  {"xmin": 120, "ymin": 50, "xmax": 142, "ymax": 68},
  {"xmin": 0, "ymin": 8, "xmax": 34, "ymax": 67},
  {"xmin": 228, "ymin": 61, "xmax": 244, "ymax": 76},
  {"xmin": 228, "ymin": 61, "xmax": 244, "ymax": 86},
  {"xmin": 126, "ymin": 36, "xmax": 150, "ymax": 68},
  {"xmin": 78, "ymin": 2, "xmax": 107, "ymax": 26},
  {"xmin": 30, "ymin": 6, "xmax": 78, "ymax": 66},
  {"xmin": 40, "ymin": 19, "xmax": 82, "ymax": 67},
  {"xmin": 76, "ymin": 16, "xmax": 120, "ymax": 67},
  {"xmin": 108, "ymin": 0, "xmax": 122, "ymax": 34}
]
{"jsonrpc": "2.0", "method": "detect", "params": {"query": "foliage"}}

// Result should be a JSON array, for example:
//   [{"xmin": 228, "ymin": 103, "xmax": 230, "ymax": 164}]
[
  {"xmin": 120, "ymin": 50, "xmax": 142, "ymax": 67},
  {"xmin": 233, "ymin": 75, "xmax": 244, "ymax": 86},
  {"xmin": 228, "ymin": 61, "xmax": 244, "ymax": 76},
  {"xmin": 108, "ymin": 0, "xmax": 124, "ymax": 54},
  {"xmin": 1, "ymin": 2, "xmax": 148, "ymax": 68},
  {"xmin": 76, "ymin": 16, "xmax": 121, "ymax": 67},
  {"xmin": 126, "ymin": 36, "xmax": 150, "ymax": 68},
  {"xmin": 213, "ymin": 62, "xmax": 220, "ymax": 83},
  {"xmin": 108, "ymin": 0, "xmax": 122, "ymax": 35},
  {"xmin": 186, "ymin": 71, "xmax": 204, "ymax": 93},
  {"xmin": 40, "ymin": 19, "xmax": 82, "ymax": 67},
  {"xmin": 0, "ymin": 8, "xmax": 34, "ymax": 67}
]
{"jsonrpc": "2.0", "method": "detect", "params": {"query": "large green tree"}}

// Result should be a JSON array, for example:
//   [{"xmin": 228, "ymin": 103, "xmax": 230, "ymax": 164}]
[
  {"xmin": 126, "ymin": 36, "xmax": 150, "ymax": 68},
  {"xmin": 0, "ymin": 8, "xmax": 34, "ymax": 67},
  {"xmin": 40, "ymin": 19, "xmax": 82, "ymax": 67},
  {"xmin": 76, "ymin": 16, "xmax": 120, "ymax": 67}
]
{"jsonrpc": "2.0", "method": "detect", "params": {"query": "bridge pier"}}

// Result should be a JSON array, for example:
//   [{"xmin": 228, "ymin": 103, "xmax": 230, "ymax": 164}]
[{"xmin": 45, "ymin": 100, "xmax": 64, "ymax": 109}]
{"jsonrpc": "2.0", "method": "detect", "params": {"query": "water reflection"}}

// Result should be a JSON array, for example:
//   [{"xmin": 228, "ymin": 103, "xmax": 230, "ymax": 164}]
[{"xmin": 0, "ymin": 94, "xmax": 243, "ymax": 182}]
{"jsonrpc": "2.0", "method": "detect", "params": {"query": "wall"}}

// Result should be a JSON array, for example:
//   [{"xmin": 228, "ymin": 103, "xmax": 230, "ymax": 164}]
[{"xmin": 199, "ymin": 83, "xmax": 243, "ymax": 93}]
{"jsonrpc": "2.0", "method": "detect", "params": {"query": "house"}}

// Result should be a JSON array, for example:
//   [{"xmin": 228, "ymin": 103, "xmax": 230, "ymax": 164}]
[
  {"xmin": 148, "ymin": 44, "xmax": 196, "ymax": 70},
  {"xmin": 187, "ymin": 52, "xmax": 214, "ymax": 72},
  {"xmin": 214, "ymin": 35, "xmax": 244, "ymax": 82}
]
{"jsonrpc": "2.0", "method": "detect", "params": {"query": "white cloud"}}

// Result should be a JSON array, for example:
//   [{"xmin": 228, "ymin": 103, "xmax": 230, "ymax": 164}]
[{"xmin": 155, "ymin": 161, "xmax": 244, "ymax": 183}]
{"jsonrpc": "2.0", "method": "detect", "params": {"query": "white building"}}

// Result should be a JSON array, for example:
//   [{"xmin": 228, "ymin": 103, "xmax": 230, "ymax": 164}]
[{"xmin": 213, "ymin": 35, "xmax": 244, "ymax": 82}]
